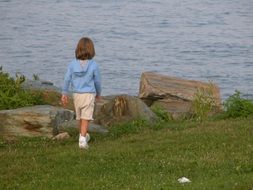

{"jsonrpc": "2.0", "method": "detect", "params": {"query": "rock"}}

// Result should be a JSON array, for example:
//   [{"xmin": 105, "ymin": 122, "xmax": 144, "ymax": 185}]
[
  {"xmin": 94, "ymin": 94, "xmax": 157, "ymax": 126},
  {"xmin": 88, "ymin": 122, "xmax": 109, "ymax": 133},
  {"xmin": 0, "ymin": 105, "xmax": 75, "ymax": 138},
  {"xmin": 59, "ymin": 120, "xmax": 109, "ymax": 134},
  {"xmin": 21, "ymin": 79, "xmax": 60, "ymax": 92},
  {"xmin": 139, "ymin": 72, "xmax": 222, "ymax": 117},
  {"xmin": 52, "ymin": 132, "xmax": 70, "ymax": 140},
  {"xmin": 151, "ymin": 99, "xmax": 192, "ymax": 119},
  {"xmin": 93, "ymin": 95, "xmax": 117, "ymax": 119}
]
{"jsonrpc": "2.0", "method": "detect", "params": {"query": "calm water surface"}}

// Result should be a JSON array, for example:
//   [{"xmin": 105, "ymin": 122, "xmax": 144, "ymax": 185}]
[{"xmin": 0, "ymin": 0, "xmax": 253, "ymax": 99}]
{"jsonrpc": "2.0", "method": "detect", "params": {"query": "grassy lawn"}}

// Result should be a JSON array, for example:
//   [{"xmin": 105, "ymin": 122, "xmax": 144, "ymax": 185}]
[{"xmin": 0, "ymin": 117, "xmax": 253, "ymax": 190}]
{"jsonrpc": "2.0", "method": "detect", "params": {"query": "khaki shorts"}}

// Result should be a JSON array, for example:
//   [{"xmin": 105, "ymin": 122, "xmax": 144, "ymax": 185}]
[{"xmin": 73, "ymin": 93, "xmax": 96, "ymax": 120}]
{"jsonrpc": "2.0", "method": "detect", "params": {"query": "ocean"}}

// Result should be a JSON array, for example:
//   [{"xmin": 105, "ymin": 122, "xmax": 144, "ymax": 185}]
[{"xmin": 0, "ymin": 0, "xmax": 253, "ymax": 100}]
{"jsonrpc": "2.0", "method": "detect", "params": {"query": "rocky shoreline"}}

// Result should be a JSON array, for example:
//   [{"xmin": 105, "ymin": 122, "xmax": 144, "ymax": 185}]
[{"xmin": 0, "ymin": 72, "xmax": 222, "ymax": 139}]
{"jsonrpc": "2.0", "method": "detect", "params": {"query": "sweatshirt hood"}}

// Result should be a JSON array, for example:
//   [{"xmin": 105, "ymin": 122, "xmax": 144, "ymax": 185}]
[{"xmin": 73, "ymin": 59, "xmax": 90, "ymax": 73}]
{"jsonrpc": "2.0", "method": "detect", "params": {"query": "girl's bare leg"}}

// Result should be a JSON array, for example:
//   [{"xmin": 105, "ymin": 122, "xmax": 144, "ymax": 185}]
[{"xmin": 80, "ymin": 119, "xmax": 89, "ymax": 137}]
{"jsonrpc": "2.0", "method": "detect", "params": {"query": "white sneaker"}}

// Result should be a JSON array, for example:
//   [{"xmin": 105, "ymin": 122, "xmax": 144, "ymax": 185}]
[
  {"xmin": 79, "ymin": 133, "xmax": 91, "ymax": 143},
  {"xmin": 79, "ymin": 135, "xmax": 89, "ymax": 149},
  {"xmin": 86, "ymin": 133, "xmax": 90, "ymax": 143}
]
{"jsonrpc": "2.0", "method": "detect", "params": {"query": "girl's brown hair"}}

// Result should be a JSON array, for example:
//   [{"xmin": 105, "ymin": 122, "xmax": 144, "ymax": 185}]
[{"xmin": 75, "ymin": 37, "xmax": 95, "ymax": 60}]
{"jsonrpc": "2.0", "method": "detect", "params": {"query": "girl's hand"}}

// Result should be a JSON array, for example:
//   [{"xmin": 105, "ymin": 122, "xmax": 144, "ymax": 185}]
[
  {"xmin": 61, "ymin": 95, "xmax": 68, "ymax": 106},
  {"xmin": 95, "ymin": 95, "xmax": 102, "ymax": 101}
]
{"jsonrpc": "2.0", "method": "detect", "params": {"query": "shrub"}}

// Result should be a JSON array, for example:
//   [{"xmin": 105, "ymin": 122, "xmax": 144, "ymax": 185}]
[
  {"xmin": 223, "ymin": 90, "xmax": 253, "ymax": 118},
  {"xmin": 0, "ymin": 69, "xmax": 44, "ymax": 110}
]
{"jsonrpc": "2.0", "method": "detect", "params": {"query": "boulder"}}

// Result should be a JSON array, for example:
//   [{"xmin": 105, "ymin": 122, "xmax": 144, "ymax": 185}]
[
  {"xmin": 0, "ymin": 105, "xmax": 75, "ymax": 138},
  {"xmin": 59, "ymin": 120, "xmax": 109, "ymax": 134},
  {"xmin": 139, "ymin": 72, "xmax": 222, "ymax": 117},
  {"xmin": 52, "ymin": 132, "xmax": 70, "ymax": 140},
  {"xmin": 93, "ymin": 95, "xmax": 117, "ymax": 119},
  {"xmin": 151, "ymin": 98, "xmax": 192, "ymax": 119},
  {"xmin": 94, "ymin": 94, "xmax": 157, "ymax": 126},
  {"xmin": 21, "ymin": 79, "xmax": 60, "ymax": 92}
]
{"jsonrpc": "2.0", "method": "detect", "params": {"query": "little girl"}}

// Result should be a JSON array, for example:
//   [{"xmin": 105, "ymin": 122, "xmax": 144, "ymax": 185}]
[{"xmin": 61, "ymin": 37, "xmax": 101, "ymax": 149}]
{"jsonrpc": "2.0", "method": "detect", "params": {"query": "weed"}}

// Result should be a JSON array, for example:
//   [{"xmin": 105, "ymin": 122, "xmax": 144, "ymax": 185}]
[
  {"xmin": 32, "ymin": 74, "xmax": 40, "ymax": 81},
  {"xmin": 151, "ymin": 104, "xmax": 172, "ymax": 122},
  {"xmin": 191, "ymin": 83, "xmax": 217, "ymax": 122},
  {"xmin": 15, "ymin": 72, "xmax": 26, "ymax": 87}
]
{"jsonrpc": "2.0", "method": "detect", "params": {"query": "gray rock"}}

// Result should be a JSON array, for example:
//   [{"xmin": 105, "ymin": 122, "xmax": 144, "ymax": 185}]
[
  {"xmin": 93, "ymin": 95, "xmax": 117, "ymax": 119},
  {"xmin": 52, "ymin": 132, "xmax": 70, "ymax": 140},
  {"xmin": 94, "ymin": 94, "xmax": 158, "ymax": 126},
  {"xmin": 88, "ymin": 122, "xmax": 109, "ymax": 133},
  {"xmin": 151, "ymin": 99, "xmax": 192, "ymax": 119},
  {"xmin": 59, "ymin": 120, "xmax": 109, "ymax": 134},
  {"xmin": 21, "ymin": 79, "xmax": 60, "ymax": 92},
  {"xmin": 139, "ymin": 72, "xmax": 222, "ymax": 118},
  {"xmin": 0, "ymin": 105, "xmax": 75, "ymax": 138}
]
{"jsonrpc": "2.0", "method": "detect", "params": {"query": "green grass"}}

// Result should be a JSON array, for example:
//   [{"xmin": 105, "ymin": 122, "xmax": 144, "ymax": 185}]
[{"xmin": 1, "ymin": 118, "xmax": 253, "ymax": 190}]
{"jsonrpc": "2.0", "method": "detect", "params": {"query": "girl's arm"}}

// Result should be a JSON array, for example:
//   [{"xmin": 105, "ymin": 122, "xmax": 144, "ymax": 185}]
[
  {"xmin": 94, "ymin": 63, "xmax": 102, "ymax": 97},
  {"xmin": 62, "ymin": 65, "xmax": 72, "ymax": 95},
  {"xmin": 61, "ymin": 65, "xmax": 72, "ymax": 106}
]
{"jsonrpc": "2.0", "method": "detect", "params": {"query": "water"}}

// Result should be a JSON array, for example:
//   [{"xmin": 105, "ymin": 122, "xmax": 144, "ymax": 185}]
[{"xmin": 0, "ymin": 0, "xmax": 253, "ymax": 100}]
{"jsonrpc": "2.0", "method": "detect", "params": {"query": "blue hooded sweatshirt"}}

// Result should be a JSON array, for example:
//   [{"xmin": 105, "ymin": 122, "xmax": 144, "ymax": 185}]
[{"xmin": 62, "ymin": 59, "xmax": 101, "ymax": 96}]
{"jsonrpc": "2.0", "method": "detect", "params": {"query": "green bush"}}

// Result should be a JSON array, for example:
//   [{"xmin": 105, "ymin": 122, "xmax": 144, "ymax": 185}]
[
  {"xmin": 0, "ymin": 69, "xmax": 44, "ymax": 110},
  {"xmin": 223, "ymin": 90, "xmax": 253, "ymax": 118}
]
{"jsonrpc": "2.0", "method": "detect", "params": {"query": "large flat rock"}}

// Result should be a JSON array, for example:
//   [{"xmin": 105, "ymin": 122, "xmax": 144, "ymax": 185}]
[
  {"xmin": 139, "ymin": 72, "xmax": 222, "ymax": 117},
  {"xmin": 0, "ymin": 105, "xmax": 75, "ymax": 138}
]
